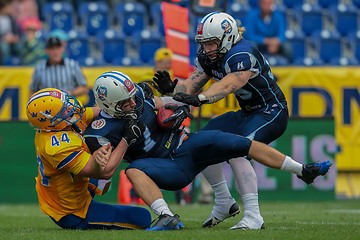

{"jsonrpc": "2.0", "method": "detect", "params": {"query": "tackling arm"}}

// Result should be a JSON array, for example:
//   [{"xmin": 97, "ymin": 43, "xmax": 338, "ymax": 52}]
[
  {"xmin": 199, "ymin": 70, "xmax": 253, "ymax": 103},
  {"xmin": 79, "ymin": 139, "xmax": 129, "ymax": 179},
  {"xmin": 175, "ymin": 70, "xmax": 211, "ymax": 94}
]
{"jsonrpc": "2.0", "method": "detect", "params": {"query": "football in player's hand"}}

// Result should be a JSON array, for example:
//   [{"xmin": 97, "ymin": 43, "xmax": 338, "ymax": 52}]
[{"xmin": 156, "ymin": 107, "xmax": 174, "ymax": 129}]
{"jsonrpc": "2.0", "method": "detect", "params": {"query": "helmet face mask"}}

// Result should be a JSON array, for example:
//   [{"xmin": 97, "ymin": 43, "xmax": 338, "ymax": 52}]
[
  {"xmin": 196, "ymin": 12, "xmax": 239, "ymax": 63},
  {"xmin": 93, "ymin": 71, "xmax": 142, "ymax": 119},
  {"xmin": 26, "ymin": 88, "xmax": 85, "ymax": 131}
]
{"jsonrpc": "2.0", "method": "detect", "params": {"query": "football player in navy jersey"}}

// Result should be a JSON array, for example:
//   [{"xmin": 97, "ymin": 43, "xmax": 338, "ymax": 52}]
[
  {"xmin": 153, "ymin": 11, "xmax": 292, "ymax": 229},
  {"xmin": 84, "ymin": 71, "xmax": 332, "ymax": 231}
]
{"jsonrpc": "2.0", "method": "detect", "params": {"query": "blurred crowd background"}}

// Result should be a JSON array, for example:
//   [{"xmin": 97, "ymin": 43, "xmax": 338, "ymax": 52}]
[{"xmin": 0, "ymin": 0, "xmax": 359, "ymax": 67}]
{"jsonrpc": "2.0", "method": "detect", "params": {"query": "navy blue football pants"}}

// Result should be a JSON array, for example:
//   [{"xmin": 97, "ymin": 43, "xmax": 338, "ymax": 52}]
[
  {"xmin": 127, "ymin": 130, "xmax": 252, "ymax": 190},
  {"xmin": 203, "ymin": 104, "xmax": 289, "ymax": 144},
  {"xmin": 51, "ymin": 200, "xmax": 151, "ymax": 230}
]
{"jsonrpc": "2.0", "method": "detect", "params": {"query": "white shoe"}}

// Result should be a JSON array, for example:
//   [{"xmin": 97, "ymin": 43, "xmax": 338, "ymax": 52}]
[
  {"xmin": 202, "ymin": 197, "xmax": 240, "ymax": 228},
  {"xmin": 230, "ymin": 211, "xmax": 265, "ymax": 230}
]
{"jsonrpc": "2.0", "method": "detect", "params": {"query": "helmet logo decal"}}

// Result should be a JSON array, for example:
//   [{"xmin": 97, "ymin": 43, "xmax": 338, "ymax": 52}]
[
  {"xmin": 197, "ymin": 23, "xmax": 203, "ymax": 34},
  {"xmin": 96, "ymin": 86, "xmax": 107, "ymax": 101},
  {"xmin": 91, "ymin": 119, "xmax": 106, "ymax": 130},
  {"xmin": 49, "ymin": 90, "xmax": 61, "ymax": 99},
  {"xmin": 124, "ymin": 79, "xmax": 135, "ymax": 92},
  {"xmin": 221, "ymin": 20, "xmax": 232, "ymax": 34}
]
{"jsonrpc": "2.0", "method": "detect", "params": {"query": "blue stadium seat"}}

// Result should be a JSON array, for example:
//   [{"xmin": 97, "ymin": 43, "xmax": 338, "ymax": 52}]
[
  {"xmin": 295, "ymin": 3, "xmax": 323, "ymax": 36},
  {"xmin": 318, "ymin": 0, "xmax": 339, "ymax": 8},
  {"xmin": 285, "ymin": 30, "xmax": 306, "ymax": 62},
  {"xmin": 67, "ymin": 30, "xmax": 90, "ymax": 60},
  {"xmin": 313, "ymin": 30, "xmax": 342, "ymax": 63},
  {"xmin": 283, "ymin": 0, "xmax": 303, "ymax": 8},
  {"xmin": 329, "ymin": 56, "xmax": 358, "ymax": 66},
  {"xmin": 150, "ymin": 2, "xmax": 165, "ymax": 36},
  {"xmin": 112, "ymin": 56, "xmax": 144, "ymax": 66},
  {"xmin": 347, "ymin": 31, "xmax": 360, "ymax": 62},
  {"xmin": 329, "ymin": 4, "xmax": 358, "ymax": 37},
  {"xmin": 247, "ymin": 0, "xmax": 258, "ymax": 8},
  {"xmin": 115, "ymin": 2, "xmax": 147, "ymax": 36},
  {"xmin": 266, "ymin": 55, "xmax": 289, "ymax": 66},
  {"xmin": 189, "ymin": 32, "xmax": 198, "ymax": 65},
  {"xmin": 96, "ymin": 30, "xmax": 127, "ymax": 64},
  {"xmin": 352, "ymin": 0, "xmax": 360, "ymax": 8},
  {"xmin": 78, "ymin": 2, "xmax": 110, "ymax": 36},
  {"xmin": 42, "ymin": 2, "xmax": 75, "ymax": 32},
  {"xmin": 226, "ymin": 2, "xmax": 250, "ymax": 26},
  {"xmin": 293, "ymin": 57, "xmax": 324, "ymax": 66},
  {"xmin": 132, "ymin": 30, "xmax": 163, "ymax": 64},
  {"xmin": 78, "ymin": 56, "xmax": 105, "ymax": 66}
]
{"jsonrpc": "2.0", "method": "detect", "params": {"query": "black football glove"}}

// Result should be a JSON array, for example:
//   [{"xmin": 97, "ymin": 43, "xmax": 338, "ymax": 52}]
[
  {"xmin": 122, "ymin": 120, "xmax": 146, "ymax": 146},
  {"xmin": 163, "ymin": 105, "xmax": 192, "ymax": 130},
  {"xmin": 173, "ymin": 93, "xmax": 208, "ymax": 107},
  {"xmin": 153, "ymin": 70, "xmax": 178, "ymax": 95}
]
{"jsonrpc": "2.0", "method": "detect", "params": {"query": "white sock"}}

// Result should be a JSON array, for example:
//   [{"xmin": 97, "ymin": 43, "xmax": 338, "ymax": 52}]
[
  {"xmin": 150, "ymin": 198, "xmax": 174, "ymax": 216},
  {"xmin": 280, "ymin": 156, "xmax": 303, "ymax": 176},
  {"xmin": 211, "ymin": 181, "xmax": 232, "ymax": 205},
  {"xmin": 242, "ymin": 193, "xmax": 260, "ymax": 216}
]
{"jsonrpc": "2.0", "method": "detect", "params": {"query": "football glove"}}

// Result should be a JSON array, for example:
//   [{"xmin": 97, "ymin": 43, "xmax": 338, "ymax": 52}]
[
  {"xmin": 122, "ymin": 120, "xmax": 146, "ymax": 146},
  {"xmin": 153, "ymin": 70, "xmax": 178, "ymax": 95},
  {"xmin": 163, "ymin": 105, "xmax": 192, "ymax": 130},
  {"xmin": 173, "ymin": 93, "xmax": 208, "ymax": 107}
]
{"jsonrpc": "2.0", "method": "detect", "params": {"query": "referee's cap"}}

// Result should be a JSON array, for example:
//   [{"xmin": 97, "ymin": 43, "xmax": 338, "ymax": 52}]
[{"xmin": 45, "ymin": 37, "xmax": 62, "ymax": 48}]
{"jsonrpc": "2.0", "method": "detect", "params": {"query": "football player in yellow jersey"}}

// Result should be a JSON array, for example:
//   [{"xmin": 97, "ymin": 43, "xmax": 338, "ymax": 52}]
[{"xmin": 26, "ymin": 88, "xmax": 151, "ymax": 230}]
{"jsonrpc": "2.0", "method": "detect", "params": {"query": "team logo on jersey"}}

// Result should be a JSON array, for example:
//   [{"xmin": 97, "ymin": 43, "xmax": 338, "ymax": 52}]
[
  {"xmin": 221, "ymin": 20, "xmax": 232, "ymax": 34},
  {"xmin": 96, "ymin": 86, "xmax": 107, "ymax": 101},
  {"xmin": 91, "ymin": 119, "xmax": 106, "ymax": 129},
  {"xmin": 237, "ymin": 61, "xmax": 245, "ymax": 70},
  {"xmin": 124, "ymin": 79, "xmax": 135, "ymax": 92},
  {"xmin": 197, "ymin": 23, "xmax": 203, "ymax": 34}
]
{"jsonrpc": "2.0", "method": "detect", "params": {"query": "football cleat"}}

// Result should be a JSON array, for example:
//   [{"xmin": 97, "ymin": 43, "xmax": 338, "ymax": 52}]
[
  {"xmin": 202, "ymin": 201, "xmax": 240, "ymax": 228},
  {"xmin": 230, "ymin": 211, "xmax": 265, "ymax": 230},
  {"xmin": 146, "ymin": 214, "xmax": 184, "ymax": 231},
  {"xmin": 297, "ymin": 160, "xmax": 332, "ymax": 185}
]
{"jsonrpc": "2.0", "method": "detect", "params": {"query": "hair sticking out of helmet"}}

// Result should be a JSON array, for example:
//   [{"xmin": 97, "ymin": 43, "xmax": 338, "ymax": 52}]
[
  {"xmin": 26, "ymin": 88, "xmax": 84, "ymax": 131},
  {"xmin": 195, "ymin": 12, "xmax": 240, "ymax": 64},
  {"xmin": 93, "ymin": 71, "xmax": 143, "ymax": 119}
]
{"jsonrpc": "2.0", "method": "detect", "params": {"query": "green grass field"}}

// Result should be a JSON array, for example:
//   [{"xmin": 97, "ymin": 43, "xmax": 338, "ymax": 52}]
[{"xmin": 1, "ymin": 201, "xmax": 360, "ymax": 240}]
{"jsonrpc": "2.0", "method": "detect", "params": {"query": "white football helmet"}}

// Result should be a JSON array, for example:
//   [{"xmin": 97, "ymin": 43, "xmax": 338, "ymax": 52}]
[
  {"xmin": 93, "ymin": 71, "xmax": 141, "ymax": 119},
  {"xmin": 195, "ymin": 12, "xmax": 239, "ymax": 60}
]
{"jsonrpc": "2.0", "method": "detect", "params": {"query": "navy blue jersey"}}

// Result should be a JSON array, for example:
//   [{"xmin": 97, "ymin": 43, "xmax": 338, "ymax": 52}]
[
  {"xmin": 196, "ymin": 38, "xmax": 287, "ymax": 111},
  {"xmin": 84, "ymin": 85, "xmax": 182, "ymax": 161}
]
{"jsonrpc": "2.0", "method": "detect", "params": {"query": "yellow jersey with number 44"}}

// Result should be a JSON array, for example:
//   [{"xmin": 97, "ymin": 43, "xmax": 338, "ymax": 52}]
[{"xmin": 34, "ymin": 107, "xmax": 94, "ymax": 221}]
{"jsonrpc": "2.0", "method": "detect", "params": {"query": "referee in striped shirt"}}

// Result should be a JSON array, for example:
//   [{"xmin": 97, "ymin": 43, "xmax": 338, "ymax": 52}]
[{"xmin": 29, "ymin": 36, "xmax": 88, "ymax": 97}]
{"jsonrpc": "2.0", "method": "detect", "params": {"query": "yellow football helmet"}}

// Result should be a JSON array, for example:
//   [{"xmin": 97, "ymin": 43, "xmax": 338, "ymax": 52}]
[{"xmin": 26, "ymin": 88, "xmax": 85, "ymax": 131}]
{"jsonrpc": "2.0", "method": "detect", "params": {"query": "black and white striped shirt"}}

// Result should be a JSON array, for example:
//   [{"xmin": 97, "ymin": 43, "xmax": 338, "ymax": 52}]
[{"xmin": 30, "ymin": 58, "xmax": 87, "ymax": 93}]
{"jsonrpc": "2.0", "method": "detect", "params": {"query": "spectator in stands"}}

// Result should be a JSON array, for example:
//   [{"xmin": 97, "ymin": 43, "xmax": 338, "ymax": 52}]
[
  {"xmin": 244, "ymin": 0, "xmax": 291, "ymax": 62},
  {"xmin": 0, "ymin": 0, "xmax": 21, "ymax": 65},
  {"xmin": 18, "ymin": 17, "xmax": 44, "ymax": 65},
  {"xmin": 12, "ymin": 0, "xmax": 39, "ymax": 26},
  {"xmin": 29, "ymin": 36, "xmax": 88, "ymax": 98}
]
